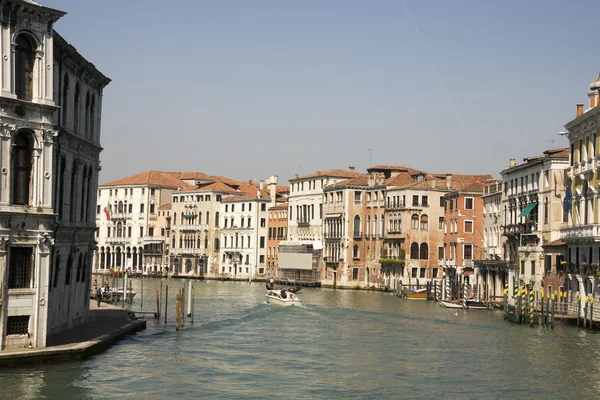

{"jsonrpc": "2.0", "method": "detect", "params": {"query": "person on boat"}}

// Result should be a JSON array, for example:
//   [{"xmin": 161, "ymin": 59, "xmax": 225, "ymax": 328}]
[{"xmin": 281, "ymin": 289, "xmax": 287, "ymax": 299}]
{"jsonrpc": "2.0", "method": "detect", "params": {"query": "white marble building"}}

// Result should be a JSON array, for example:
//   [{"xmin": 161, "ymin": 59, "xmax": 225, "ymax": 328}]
[
  {"xmin": 0, "ymin": 0, "xmax": 109, "ymax": 351},
  {"xmin": 94, "ymin": 171, "xmax": 188, "ymax": 275},
  {"xmin": 220, "ymin": 187, "xmax": 270, "ymax": 279}
]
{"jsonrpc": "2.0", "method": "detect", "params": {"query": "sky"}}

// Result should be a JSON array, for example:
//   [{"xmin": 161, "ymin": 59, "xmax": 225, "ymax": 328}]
[{"xmin": 43, "ymin": 0, "xmax": 600, "ymax": 185}]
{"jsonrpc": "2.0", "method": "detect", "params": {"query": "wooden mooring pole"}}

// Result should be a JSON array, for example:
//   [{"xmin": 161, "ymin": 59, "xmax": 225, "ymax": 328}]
[
  {"xmin": 577, "ymin": 294, "xmax": 581, "ymax": 327},
  {"xmin": 155, "ymin": 288, "xmax": 160, "ymax": 318},
  {"xmin": 551, "ymin": 292, "xmax": 556, "ymax": 329},
  {"xmin": 165, "ymin": 285, "xmax": 169, "ymax": 324},
  {"xmin": 175, "ymin": 293, "xmax": 181, "ymax": 331},
  {"xmin": 191, "ymin": 285, "xmax": 195, "ymax": 325},
  {"xmin": 186, "ymin": 279, "xmax": 192, "ymax": 318},
  {"xmin": 141, "ymin": 277, "xmax": 144, "ymax": 308},
  {"xmin": 159, "ymin": 281, "xmax": 163, "ymax": 319}
]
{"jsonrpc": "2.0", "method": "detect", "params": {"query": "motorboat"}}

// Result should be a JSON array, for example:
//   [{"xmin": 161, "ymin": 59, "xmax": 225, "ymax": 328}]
[
  {"xmin": 265, "ymin": 289, "xmax": 302, "ymax": 307},
  {"xmin": 406, "ymin": 288, "xmax": 427, "ymax": 300},
  {"xmin": 440, "ymin": 300, "xmax": 464, "ymax": 309},
  {"xmin": 266, "ymin": 283, "xmax": 301, "ymax": 294},
  {"xmin": 464, "ymin": 299, "xmax": 488, "ymax": 310},
  {"xmin": 90, "ymin": 287, "xmax": 136, "ymax": 303}
]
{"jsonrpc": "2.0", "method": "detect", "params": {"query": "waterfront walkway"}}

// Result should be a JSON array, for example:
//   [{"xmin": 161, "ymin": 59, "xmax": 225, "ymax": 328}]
[{"xmin": 0, "ymin": 303, "xmax": 146, "ymax": 367}]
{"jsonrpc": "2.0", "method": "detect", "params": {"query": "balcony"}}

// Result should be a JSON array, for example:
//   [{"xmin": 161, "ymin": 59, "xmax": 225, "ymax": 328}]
[
  {"xmin": 560, "ymin": 224, "xmax": 600, "ymax": 240},
  {"xmin": 110, "ymin": 212, "xmax": 132, "ymax": 220},
  {"xmin": 323, "ymin": 233, "xmax": 342, "ymax": 239},
  {"xmin": 143, "ymin": 236, "xmax": 165, "ymax": 243},
  {"xmin": 149, "ymin": 213, "xmax": 157, "ymax": 221},
  {"xmin": 297, "ymin": 219, "xmax": 310, "ymax": 227},
  {"xmin": 173, "ymin": 248, "xmax": 207, "ymax": 256},
  {"xmin": 178, "ymin": 224, "xmax": 202, "ymax": 231},
  {"xmin": 106, "ymin": 237, "xmax": 129, "ymax": 245},
  {"xmin": 353, "ymin": 232, "xmax": 363, "ymax": 239},
  {"xmin": 440, "ymin": 259, "xmax": 456, "ymax": 267}
]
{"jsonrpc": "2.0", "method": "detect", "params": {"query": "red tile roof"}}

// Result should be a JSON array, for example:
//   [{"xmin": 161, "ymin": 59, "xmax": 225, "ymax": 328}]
[
  {"xmin": 544, "ymin": 239, "xmax": 566, "ymax": 247},
  {"xmin": 325, "ymin": 175, "xmax": 370, "ymax": 188},
  {"xmin": 100, "ymin": 171, "xmax": 189, "ymax": 189},
  {"xmin": 269, "ymin": 202, "xmax": 289, "ymax": 210},
  {"xmin": 180, "ymin": 171, "xmax": 212, "ymax": 180},
  {"xmin": 289, "ymin": 169, "xmax": 363, "ymax": 181},
  {"xmin": 158, "ymin": 203, "xmax": 172, "ymax": 210},
  {"xmin": 368, "ymin": 165, "xmax": 423, "ymax": 175},
  {"xmin": 223, "ymin": 188, "xmax": 272, "ymax": 201}
]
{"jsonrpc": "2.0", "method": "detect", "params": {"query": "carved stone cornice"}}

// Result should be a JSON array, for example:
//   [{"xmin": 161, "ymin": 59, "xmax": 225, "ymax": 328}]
[
  {"xmin": 0, "ymin": 123, "xmax": 17, "ymax": 138},
  {"xmin": 0, "ymin": 235, "xmax": 12, "ymax": 252},
  {"xmin": 38, "ymin": 234, "xmax": 54, "ymax": 254}
]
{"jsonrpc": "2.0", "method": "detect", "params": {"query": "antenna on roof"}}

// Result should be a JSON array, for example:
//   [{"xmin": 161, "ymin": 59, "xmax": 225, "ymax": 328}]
[{"xmin": 368, "ymin": 148, "xmax": 372, "ymax": 167}]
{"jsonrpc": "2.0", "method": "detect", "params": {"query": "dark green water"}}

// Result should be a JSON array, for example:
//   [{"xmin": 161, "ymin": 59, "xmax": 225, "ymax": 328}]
[{"xmin": 1, "ymin": 279, "xmax": 600, "ymax": 399}]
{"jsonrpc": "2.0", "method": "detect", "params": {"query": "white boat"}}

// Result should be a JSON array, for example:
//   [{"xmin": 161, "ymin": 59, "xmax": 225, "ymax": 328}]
[
  {"xmin": 90, "ymin": 287, "xmax": 136, "ymax": 303},
  {"xmin": 265, "ymin": 289, "xmax": 302, "ymax": 307},
  {"xmin": 440, "ymin": 300, "xmax": 464, "ymax": 309}
]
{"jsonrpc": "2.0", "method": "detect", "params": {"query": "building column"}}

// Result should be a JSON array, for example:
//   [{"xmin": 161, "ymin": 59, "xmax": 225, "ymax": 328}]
[
  {"xmin": 0, "ymin": 238, "xmax": 8, "ymax": 350},
  {"xmin": 33, "ymin": 237, "xmax": 52, "ymax": 349}
]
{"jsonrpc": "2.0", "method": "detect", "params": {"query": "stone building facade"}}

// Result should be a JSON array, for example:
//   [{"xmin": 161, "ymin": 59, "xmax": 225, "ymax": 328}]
[
  {"xmin": 0, "ymin": 0, "xmax": 109, "ymax": 350},
  {"xmin": 94, "ymin": 171, "xmax": 188, "ymax": 275}
]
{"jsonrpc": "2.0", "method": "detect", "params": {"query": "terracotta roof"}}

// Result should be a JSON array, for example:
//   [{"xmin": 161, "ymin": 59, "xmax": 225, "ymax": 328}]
[
  {"xmin": 385, "ymin": 173, "xmax": 420, "ymax": 188},
  {"xmin": 289, "ymin": 169, "xmax": 363, "ymax": 181},
  {"xmin": 368, "ymin": 165, "xmax": 423, "ymax": 175},
  {"xmin": 276, "ymin": 185, "xmax": 290, "ymax": 194},
  {"xmin": 180, "ymin": 180, "xmax": 240, "ymax": 194},
  {"xmin": 543, "ymin": 148, "xmax": 569, "ymax": 158},
  {"xmin": 325, "ymin": 175, "xmax": 370, "ymax": 189},
  {"xmin": 223, "ymin": 188, "xmax": 271, "ymax": 202},
  {"xmin": 544, "ymin": 239, "xmax": 566, "ymax": 247},
  {"xmin": 158, "ymin": 203, "xmax": 172, "ymax": 210},
  {"xmin": 100, "ymin": 171, "xmax": 189, "ymax": 189},
  {"xmin": 180, "ymin": 171, "xmax": 212, "ymax": 180},
  {"xmin": 269, "ymin": 202, "xmax": 289, "ymax": 210}
]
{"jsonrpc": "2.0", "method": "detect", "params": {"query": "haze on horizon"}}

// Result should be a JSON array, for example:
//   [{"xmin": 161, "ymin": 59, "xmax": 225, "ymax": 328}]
[{"xmin": 44, "ymin": 0, "xmax": 600, "ymax": 185}]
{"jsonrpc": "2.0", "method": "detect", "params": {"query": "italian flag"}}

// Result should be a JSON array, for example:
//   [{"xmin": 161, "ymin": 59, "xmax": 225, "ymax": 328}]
[
  {"xmin": 103, "ymin": 202, "xmax": 112, "ymax": 220},
  {"xmin": 554, "ymin": 175, "xmax": 561, "ymax": 198}
]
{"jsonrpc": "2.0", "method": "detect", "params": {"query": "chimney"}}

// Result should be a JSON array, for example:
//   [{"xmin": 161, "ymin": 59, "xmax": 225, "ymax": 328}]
[
  {"xmin": 257, "ymin": 189, "xmax": 261, "ymax": 199},
  {"xmin": 446, "ymin": 174, "xmax": 452, "ymax": 190},
  {"xmin": 295, "ymin": 174, "xmax": 299, "ymax": 178},
  {"xmin": 589, "ymin": 73, "xmax": 600, "ymax": 109},
  {"xmin": 577, "ymin": 103, "xmax": 584, "ymax": 117},
  {"xmin": 349, "ymin": 166, "xmax": 355, "ymax": 172},
  {"xmin": 509, "ymin": 158, "xmax": 516, "ymax": 168},
  {"xmin": 248, "ymin": 179, "xmax": 252, "ymax": 184},
  {"xmin": 269, "ymin": 175, "xmax": 278, "ymax": 205}
]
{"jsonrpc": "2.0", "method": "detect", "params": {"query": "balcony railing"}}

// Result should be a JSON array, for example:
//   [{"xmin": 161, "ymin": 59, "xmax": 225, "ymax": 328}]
[
  {"xmin": 559, "ymin": 224, "xmax": 600, "ymax": 240},
  {"xmin": 297, "ymin": 219, "xmax": 310, "ymax": 226}
]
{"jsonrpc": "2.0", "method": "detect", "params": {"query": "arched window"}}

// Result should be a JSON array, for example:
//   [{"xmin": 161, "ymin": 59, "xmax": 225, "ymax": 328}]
[
  {"xmin": 116, "ymin": 222, "xmax": 123, "ymax": 237},
  {"xmin": 410, "ymin": 242, "xmax": 419, "ymax": 259},
  {"xmin": 118, "ymin": 201, "xmax": 123, "ymax": 213},
  {"xmin": 179, "ymin": 236, "xmax": 183, "ymax": 248},
  {"xmin": 62, "ymin": 74, "xmax": 69, "ymax": 125},
  {"xmin": 215, "ymin": 212, "xmax": 220, "ymax": 227},
  {"xmin": 74, "ymin": 82, "xmax": 80, "ymax": 133},
  {"xmin": 90, "ymin": 95, "xmax": 96, "ymax": 139},
  {"xmin": 15, "ymin": 35, "xmax": 35, "ymax": 101},
  {"xmin": 65, "ymin": 254, "xmax": 73, "ymax": 285},
  {"xmin": 224, "ymin": 236, "xmax": 228, "ymax": 248},
  {"xmin": 353, "ymin": 244, "xmax": 359, "ymax": 258},
  {"xmin": 367, "ymin": 216, "xmax": 371, "ymax": 236},
  {"xmin": 198, "ymin": 212, "xmax": 202, "ymax": 225},
  {"xmin": 420, "ymin": 215, "xmax": 429, "ymax": 230},
  {"xmin": 11, "ymin": 131, "xmax": 33, "ymax": 205},
  {"xmin": 58, "ymin": 156, "xmax": 66, "ymax": 218},
  {"xmin": 214, "ymin": 238, "xmax": 220, "ymax": 251},
  {"xmin": 374, "ymin": 216, "xmax": 378, "ymax": 237},
  {"xmin": 70, "ymin": 161, "xmax": 77, "ymax": 221},
  {"xmin": 420, "ymin": 243, "xmax": 429, "ymax": 260},
  {"xmin": 206, "ymin": 212, "xmax": 210, "ymax": 225},
  {"xmin": 544, "ymin": 196, "xmax": 549, "ymax": 224},
  {"xmin": 205, "ymin": 236, "xmax": 208, "ymax": 249},
  {"xmin": 381, "ymin": 215, "xmax": 385, "ymax": 236},
  {"xmin": 235, "ymin": 232, "xmax": 239, "ymax": 248},
  {"xmin": 411, "ymin": 214, "xmax": 419, "ymax": 229},
  {"xmin": 353, "ymin": 215, "xmax": 361, "ymax": 237},
  {"xmin": 76, "ymin": 253, "xmax": 83, "ymax": 282},
  {"xmin": 53, "ymin": 254, "xmax": 60, "ymax": 288},
  {"xmin": 85, "ymin": 92, "xmax": 90, "ymax": 138}
]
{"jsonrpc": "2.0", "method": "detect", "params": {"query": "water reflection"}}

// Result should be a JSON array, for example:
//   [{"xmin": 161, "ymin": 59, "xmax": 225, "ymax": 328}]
[{"xmin": 1, "ymin": 279, "xmax": 600, "ymax": 399}]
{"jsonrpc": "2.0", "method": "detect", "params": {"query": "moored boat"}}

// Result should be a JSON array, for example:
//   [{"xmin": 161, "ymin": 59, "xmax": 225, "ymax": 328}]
[
  {"xmin": 406, "ymin": 288, "xmax": 427, "ymax": 300},
  {"xmin": 265, "ymin": 289, "xmax": 302, "ymax": 306},
  {"xmin": 464, "ymin": 299, "xmax": 488, "ymax": 310},
  {"xmin": 440, "ymin": 300, "xmax": 464, "ymax": 309}
]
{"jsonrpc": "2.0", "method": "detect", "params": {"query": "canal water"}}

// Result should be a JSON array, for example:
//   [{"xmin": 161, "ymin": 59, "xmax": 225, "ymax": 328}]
[{"xmin": 2, "ymin": 279, "xmax": 600, "ymax": 399}]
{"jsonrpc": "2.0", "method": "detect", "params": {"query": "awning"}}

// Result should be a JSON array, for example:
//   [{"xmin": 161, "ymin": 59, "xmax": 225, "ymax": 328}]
[{"xmin": 519, "ymin": 202, "xmax": 538, "ymax": 217}]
